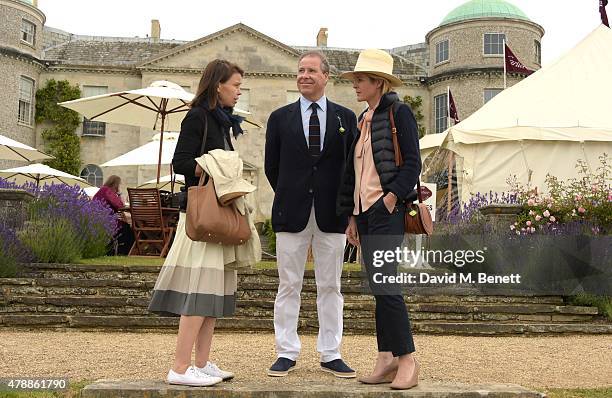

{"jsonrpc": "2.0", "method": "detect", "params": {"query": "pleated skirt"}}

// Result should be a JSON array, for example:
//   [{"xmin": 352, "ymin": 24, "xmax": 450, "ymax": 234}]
[{"xmin": 148, "ymin": 212, "xmax": 237, "ymax": 318}]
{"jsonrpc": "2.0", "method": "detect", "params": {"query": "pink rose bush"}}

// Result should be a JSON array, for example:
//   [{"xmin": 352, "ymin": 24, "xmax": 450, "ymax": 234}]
[{"xmin": 507, "ymin": 154, "xmax": 611, "ymax": 235}]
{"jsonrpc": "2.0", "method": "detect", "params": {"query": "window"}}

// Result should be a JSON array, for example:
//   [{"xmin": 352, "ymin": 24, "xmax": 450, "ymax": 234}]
[
  {"xmin": 82, "ymin": 86, "xmax": 108, "ymax": 136},
  {"xmin": 484, "ymin": 33, "xmax": 506, "ymax": 55},
  {"xmin": 82, "ymin": 118, "xmax": 106, "ymax": 136},
  {"xmin": 484, "ymin": 88, "xmax": 503, "ymax": 104},
  {"xmin": 236, "ymin": 88, "xmax": 250, "ymax": 112},
  {"xmin": 21, "ymin": 19, "xmax": 36, "ymax": 45},
  {"xmin": 534, "ymin": 40, "xmax": 541, "ymax": 64},
  {"xmin": 286, "ymin": 90, "xmax": 300, "ymax": 104},
  {"xmin": 18, "ymin": 76, "xmax": 34, "ymax": 125},
  {"xmin": 82, "ymin": 85, "xmax": 107, "ymax": 98},
  {"xmin": 434, "ymin": 94, "xmax": 448, "ymax": 134},
  {"xmin": 435, "ymin": 40, "xmax": 449, "ymax": 64},
  {"xmin": 80, "ymin": 164, "xmax": 104, "ymax": 187}
]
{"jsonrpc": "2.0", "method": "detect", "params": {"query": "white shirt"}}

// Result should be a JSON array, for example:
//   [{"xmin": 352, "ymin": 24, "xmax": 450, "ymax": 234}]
[{"xmin": 299, "ymin": 95, "xmax": 327, "ymax": 150}]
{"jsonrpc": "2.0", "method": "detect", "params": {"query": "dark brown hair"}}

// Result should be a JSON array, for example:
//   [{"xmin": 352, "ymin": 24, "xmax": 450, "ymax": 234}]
[
  {"xmin": 191, "ymin": 59, "xmax": 244, "ymax": 109},
  {"xmin": 103, "ymin": 175, "xmax": 121, "ymax": 190}
]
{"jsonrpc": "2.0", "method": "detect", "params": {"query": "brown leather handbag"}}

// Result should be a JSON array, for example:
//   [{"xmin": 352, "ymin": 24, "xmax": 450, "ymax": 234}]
[
  {"xmin": 389, "ymin": 106, "xmax": 434, "ymax": 236},
  {"xmin": 186, "ymin": 174, "xmax": 251, "ymax": 245},
  {"xmin": 184, "ymin": 109, "xmax": 251, "ymax": 245}
]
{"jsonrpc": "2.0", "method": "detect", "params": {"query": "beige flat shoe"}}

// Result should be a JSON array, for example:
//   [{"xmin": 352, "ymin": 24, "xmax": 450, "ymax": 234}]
[
  {"xmin": 358, "ymin": 364, "xmax": 398, "ymax": 385},
  {"xmin": 390, "ymin": 358, "xmax": 420, "ymax": 390}
]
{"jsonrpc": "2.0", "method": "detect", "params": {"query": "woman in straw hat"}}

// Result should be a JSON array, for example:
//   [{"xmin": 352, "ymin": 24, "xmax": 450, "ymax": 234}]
[{"xmin": 337, "ymin": 49, "xmax": 421, "ymax": 390}]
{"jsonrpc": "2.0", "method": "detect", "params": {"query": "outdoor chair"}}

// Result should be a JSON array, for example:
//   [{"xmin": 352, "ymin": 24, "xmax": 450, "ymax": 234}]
[{"xmin": 127, "ymin": 188, "xmax": 174, "ymax": 257}]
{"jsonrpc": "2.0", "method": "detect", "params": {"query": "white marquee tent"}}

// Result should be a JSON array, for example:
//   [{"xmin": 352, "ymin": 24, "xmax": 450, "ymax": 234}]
[{"xmin": 432, "ymin": 25, "xmax": 612, "ymax": 203}]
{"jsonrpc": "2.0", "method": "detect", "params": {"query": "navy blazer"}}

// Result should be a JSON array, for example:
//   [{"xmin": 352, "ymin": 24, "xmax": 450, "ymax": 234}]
[{"xmin": 265, "ymin": 99, "xmax": 358, "ymax": 233}]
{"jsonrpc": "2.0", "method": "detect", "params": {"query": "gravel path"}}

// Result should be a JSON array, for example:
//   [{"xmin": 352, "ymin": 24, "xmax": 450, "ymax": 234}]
[{"xmin": 0, "ymin": 331, "xmax": 610, "ymax": 389}]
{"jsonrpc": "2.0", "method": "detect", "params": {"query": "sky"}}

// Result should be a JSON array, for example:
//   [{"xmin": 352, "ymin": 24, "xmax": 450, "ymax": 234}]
[{"xmin": 38, "ymin": 0, "xmax": 604, "ymax": 66}]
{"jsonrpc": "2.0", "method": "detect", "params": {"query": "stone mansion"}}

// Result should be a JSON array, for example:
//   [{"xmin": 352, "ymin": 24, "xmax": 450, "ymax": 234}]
[{"xmin": 0, "ymin": 0, "xmax": 543, "ymax": 221}]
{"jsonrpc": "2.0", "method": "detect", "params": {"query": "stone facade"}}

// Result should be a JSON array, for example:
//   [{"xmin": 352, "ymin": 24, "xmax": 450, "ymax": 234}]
[
  {"xmin": 426, "ymin": 19, "xmax": 544, "ymax": 75},
  {"xmin": 0, "ymin": 0, "xmax": 544, "ymax": 221},
  {"xmin": 0, "ymin": 0, "xmax": 45, "ymax": 169}
]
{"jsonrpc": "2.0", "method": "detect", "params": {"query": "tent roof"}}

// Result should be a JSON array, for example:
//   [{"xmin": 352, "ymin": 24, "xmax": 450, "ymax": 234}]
[{"xmin": 448, "ymin": 25, "xmax": 612, "ymax": 144}]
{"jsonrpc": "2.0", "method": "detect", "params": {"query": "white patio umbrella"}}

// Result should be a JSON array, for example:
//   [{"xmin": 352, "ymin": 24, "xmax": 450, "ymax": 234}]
[
  {"xmin": 0, "ymin": 133, "xmax": 52, "ymax": 162},
  {"xmin": 101, "ymin": 132, "xmax": 179, "ymax": 167},
  {"xmin": 138, "ymin": 174, "xmax": 185, "ymax": 190},
  {"xmin": 83, "ymin": 186, "xmax": 100, "ymax": 198},
  {"xmin": 0, "ymin": 163, "xmax": 91, "ymax": 188},
  {"xmin": 60, "ymin": 80, "xmax": 260, "ymax": 183}
]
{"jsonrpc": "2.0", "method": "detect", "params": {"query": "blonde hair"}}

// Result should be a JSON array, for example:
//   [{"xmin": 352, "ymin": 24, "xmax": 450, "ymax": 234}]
[{"xmin": 367, "ymin": 75, "xmax": 392, "ymax": 94}]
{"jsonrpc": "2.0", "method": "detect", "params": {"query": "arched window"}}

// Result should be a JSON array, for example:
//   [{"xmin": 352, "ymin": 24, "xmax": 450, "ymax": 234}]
[{"xmin": 80, "ymin": 164, "xmax": 103, "ymax": 187}]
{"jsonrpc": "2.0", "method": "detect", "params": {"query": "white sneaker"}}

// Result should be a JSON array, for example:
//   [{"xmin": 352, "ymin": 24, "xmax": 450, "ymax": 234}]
[
  {"xmin": 196, "ymin": 361, "xmax": 235, "ymax": 381},
  {"xmin": 166, "ymin": 365, "xmax": 222, "ymax": 386}
]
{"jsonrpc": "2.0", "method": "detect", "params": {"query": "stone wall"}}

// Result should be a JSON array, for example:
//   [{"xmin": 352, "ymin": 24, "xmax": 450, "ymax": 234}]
[
  {"xmin": 0, "ymin": 188, "xmax": 34, "ymax": 229},
  {"xmin": 0, "ymin": 0, "xmax": 45, "ymax": 170},
  {"xmin": 426, "ymin": 19, "xmax": 544, "ymax": 76},
  {"xmin": 0, "ymin": 0, "xmax": 45, "ymax": 59}
]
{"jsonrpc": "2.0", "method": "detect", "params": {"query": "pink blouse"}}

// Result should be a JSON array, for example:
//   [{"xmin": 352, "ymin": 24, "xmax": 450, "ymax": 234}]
[
  {"xmin": 353, "ymin": 107, "xmax": 384, "ymax": 215},
  {"xmin": 93, "ymin": 185, "xmax": 124, "ymax": 212}
]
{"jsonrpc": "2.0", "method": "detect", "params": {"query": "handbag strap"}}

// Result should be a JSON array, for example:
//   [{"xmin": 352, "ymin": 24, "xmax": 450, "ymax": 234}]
[
  {"xmin": 389, "ymin": 105, "xmax": 423, "ymax": 204},
  {"xmin": 196, "ymin": 109, "xmax": 210, "ymax": 187}
]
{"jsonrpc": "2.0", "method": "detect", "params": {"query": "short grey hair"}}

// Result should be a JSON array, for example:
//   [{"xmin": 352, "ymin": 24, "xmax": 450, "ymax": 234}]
[{"xmin": 298, "ymin": 50, "xmax": 330, "ymax": 74}]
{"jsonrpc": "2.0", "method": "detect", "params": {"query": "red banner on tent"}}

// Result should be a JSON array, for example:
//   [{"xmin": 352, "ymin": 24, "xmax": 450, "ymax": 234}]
[
  {"xmin": 601, "ymin": 0, "xmax": 610, "ymax": 27},
  {"xmin": 448, "ymin": 89, "xmax": 460, "ymax": 124},
  {"xmin": 505, "ymin": 44, "xmax": 534, "ymax": 75}
]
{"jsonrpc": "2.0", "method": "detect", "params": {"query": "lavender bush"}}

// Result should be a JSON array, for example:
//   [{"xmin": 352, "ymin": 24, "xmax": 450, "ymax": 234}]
[
  {"xmin": 435, "ymin": 190, "xmax": 519, "ymax": 235},
  {"xmin": 30, "ymin": 184, "xmax": 117, "ymax": 258},
  {"xmin": 0, "ymin": 224, "xmax": 33, "ymax": 277},
  {"xmin": 0, "ymin": 179, "xmax": 117, "ymax": 263},
  {"xmin": 434, "ymin": 155, "xmax": 611, "ymax": 237},
  {"xmin": 18, "ymin": 218, "xmax": 81, "ymax": 263}
]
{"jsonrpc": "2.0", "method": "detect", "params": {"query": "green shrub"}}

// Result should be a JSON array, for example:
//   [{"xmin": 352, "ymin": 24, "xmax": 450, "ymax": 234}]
[
  {"xmin": 262, "ymin": 219, "xmax": 276, "ymax": 254},
  {"xmin": 569, "ymin": 293, "xmax": 612, "ymax": 320},
  {"xmin": 0, "ymin": 244, "xmax": 18, "ymax": 278},
  {"xmin": 19, "ymin": 218, "xmax": 82, "ymax": 263}
]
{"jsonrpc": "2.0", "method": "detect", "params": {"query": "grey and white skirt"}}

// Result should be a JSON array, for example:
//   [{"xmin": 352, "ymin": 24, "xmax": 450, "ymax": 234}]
[{"xmin": 148, "ymin": 212, "xmax": 237, "ymax": 318}]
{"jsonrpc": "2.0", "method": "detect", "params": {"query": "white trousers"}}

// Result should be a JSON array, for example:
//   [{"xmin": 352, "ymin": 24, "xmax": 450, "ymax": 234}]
[{"xmin": 274, "ymin": 206, "xmax": 346, "ymax": 362}]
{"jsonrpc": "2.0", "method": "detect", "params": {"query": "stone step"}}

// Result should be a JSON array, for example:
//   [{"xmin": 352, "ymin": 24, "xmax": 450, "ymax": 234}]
[
  {"xmin": 2, "ymin": 315, "xmax": 611, "ymax": 335},
  {"xmin": 2, "ymin": 277, "xmax": 570, "ymax": 305},
  {"xmin": 1, "ymin": 285, "xmax": 152, "ymax": 297},
  {"xmin": 80, "ymin": 380, "xmax": 544, "ymax": 398},
  {"xmin": 2, "ymin": 302, "xmax": 595, "ymax": 323},
  {"xmin": 0, "ymin": 280, "xmax": 534, "ymax": 302},
  {"xmin": 236, "ymin": 299, "xmax": 597, "ymax": 315},
  {"xmin": 3, "ymin": 295, "xmax": 593, "ymax": 316}
]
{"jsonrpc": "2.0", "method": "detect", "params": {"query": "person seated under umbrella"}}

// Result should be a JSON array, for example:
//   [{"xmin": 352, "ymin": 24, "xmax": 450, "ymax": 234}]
[{"xmin": 93, "ymin": 175, "xmax": 134, "ymax": 255}]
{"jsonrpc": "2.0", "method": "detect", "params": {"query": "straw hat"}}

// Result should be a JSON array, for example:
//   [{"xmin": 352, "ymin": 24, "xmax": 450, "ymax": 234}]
[{"xmin": 340, "ymin": 49, "xmax": 403, "ymax": 87}]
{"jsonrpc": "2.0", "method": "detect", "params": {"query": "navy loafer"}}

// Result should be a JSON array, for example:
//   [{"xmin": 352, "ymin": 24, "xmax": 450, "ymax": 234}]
[
  {"xmin": 268, "ymin": 357, "xmax": 296, "ymax": 377},
  {"xmin": 320, "ymin": 359, "xmax": 356, "ymax": 378}
]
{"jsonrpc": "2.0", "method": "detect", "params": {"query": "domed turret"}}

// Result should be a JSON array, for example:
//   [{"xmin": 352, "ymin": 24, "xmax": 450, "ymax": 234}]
[
  {"xmin": 440, "ymin": 0, "xmax": 530, "ymax": 26},
  {"xmin": 424, "ymin": 0, "xmax": 544, "ymax": 133}
]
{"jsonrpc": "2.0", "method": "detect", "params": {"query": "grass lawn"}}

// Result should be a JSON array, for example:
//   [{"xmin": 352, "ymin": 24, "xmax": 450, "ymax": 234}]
[
  {"xmin": 78, "ymin": 256, "xmax": 165, "ymax": 266},
  {"xmin": 78, "ymin": 256, "xmax": 362, "ymax": 272},
  {"xmin": 542, "ymin": 388, "xmax": 612, "ymax": 398}
]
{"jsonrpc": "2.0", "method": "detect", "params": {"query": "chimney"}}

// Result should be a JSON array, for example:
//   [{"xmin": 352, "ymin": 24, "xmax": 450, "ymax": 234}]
[
  {"xmin": 151, "ymin": 19, "xmax": 161, "ymax": 42},
  {"xmin": 316, "ymin": 28, "xmax": 328, "ymax": 47}
]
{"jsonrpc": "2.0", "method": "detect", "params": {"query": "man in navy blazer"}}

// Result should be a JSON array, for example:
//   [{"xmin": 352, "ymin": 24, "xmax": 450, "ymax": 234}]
[{"xmin": 264, "ymin": 51, "xmax": 358, "ymax": 378}]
